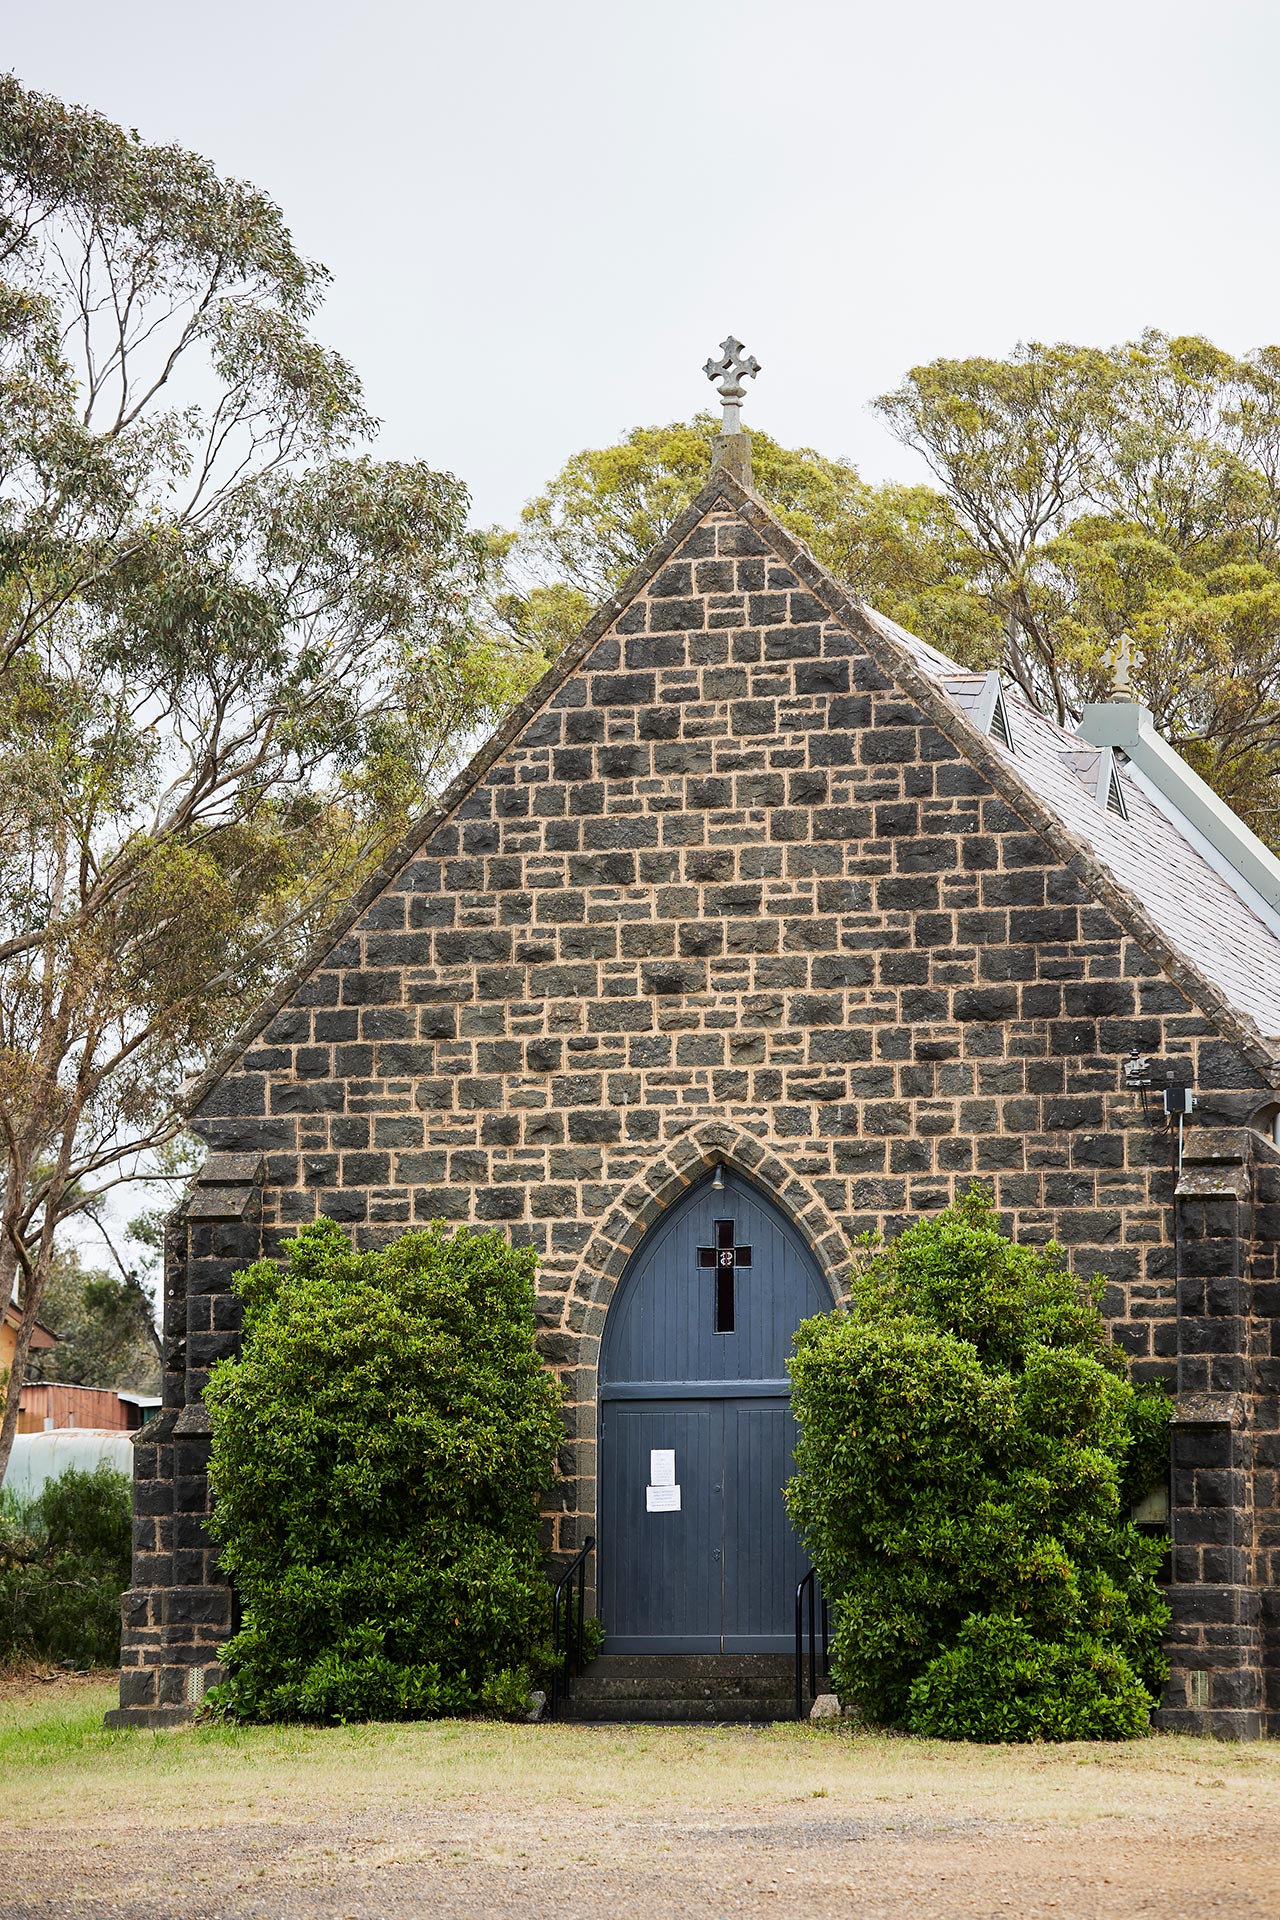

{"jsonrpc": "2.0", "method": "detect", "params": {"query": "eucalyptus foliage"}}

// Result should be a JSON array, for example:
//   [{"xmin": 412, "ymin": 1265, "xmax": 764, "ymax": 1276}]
[
  {"xmin": 490, "ymin": 413, "xmax": 976, "ymax": 665},
  {"xmin": 25, "ymin": 1245, "xmax": 159, "ymax": 1392},
  {"xmin": 205, "ymin": 1219, "xmax": 564, "ymax": 1723},
  {"xmin": 0, "ymin": 78, "xmax": 537, "ymax": 1482},
  {"xmin": 786, "ymin": 1189, "xmax": 1171, "ymax": 1741},
  {"xmin": 877, "ymin": 332, "xmax": 1280, "ymax": 835},
  {"xmin": 503, "ymin": 333, "xmax": 1280, "ymax": 846}
]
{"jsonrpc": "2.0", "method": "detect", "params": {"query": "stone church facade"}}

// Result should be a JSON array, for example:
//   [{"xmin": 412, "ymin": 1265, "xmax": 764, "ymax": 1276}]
[{"xmin": 111, "ymin": 467, "xmax": 1280, "ymax": 1736}]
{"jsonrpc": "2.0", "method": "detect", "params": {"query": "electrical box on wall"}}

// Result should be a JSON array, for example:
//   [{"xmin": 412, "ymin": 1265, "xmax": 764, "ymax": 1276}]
[{"xmin": 1124, "ymin": 1054, "xmax": 1194, "ymax": 1093}]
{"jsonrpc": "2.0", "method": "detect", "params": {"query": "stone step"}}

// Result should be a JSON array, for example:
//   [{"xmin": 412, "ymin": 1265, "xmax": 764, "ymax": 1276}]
[
  {"xmin": 561, "ymin": 1654, "xmax": 801, "ymax": 1723},
  {"xmin": 568, "ymin": 1695, "xmax": 798, "ymax": 1723}
]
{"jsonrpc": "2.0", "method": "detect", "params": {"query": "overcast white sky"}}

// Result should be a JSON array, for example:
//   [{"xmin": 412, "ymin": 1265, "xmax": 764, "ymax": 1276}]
[
  {"xmin": 9, "ymin": 0, "xmax": 1280, "ymax": 528},
  {"xmin": 7, "ymin": 0, "xmax": 1278, "ymax": 1279}
]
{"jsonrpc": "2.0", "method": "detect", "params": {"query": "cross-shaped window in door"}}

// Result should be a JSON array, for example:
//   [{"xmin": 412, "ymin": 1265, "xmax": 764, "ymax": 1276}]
[{"xmin": 697, "ymin": 1219, "xmax": 752, "ymax": 1333}]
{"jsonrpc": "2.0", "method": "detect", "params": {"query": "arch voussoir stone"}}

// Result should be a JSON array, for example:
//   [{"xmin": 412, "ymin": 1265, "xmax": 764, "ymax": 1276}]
[
  {"xmin": 551, "ymin": 1124, "xmax": 853, "ymax": 1543},
  {"xmin": 570, "ymin": 1121, "xmax": 852, "ymax": 1325},
  {"xmin": 590, "ymin": 1146, "xmax": 843, "ymax": 1653}
]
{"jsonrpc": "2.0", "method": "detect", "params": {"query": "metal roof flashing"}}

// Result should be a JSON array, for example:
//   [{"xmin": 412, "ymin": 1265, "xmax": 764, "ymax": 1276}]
[{"xmin": 1078, "ymin": 700, "xmax": 1280, "ymax": 942}]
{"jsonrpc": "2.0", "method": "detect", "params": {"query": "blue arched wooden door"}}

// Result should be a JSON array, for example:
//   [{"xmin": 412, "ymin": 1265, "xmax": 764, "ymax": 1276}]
[{"xmin": 598, "ymin": 1168, "xmax": 832, "ymax": 1654}]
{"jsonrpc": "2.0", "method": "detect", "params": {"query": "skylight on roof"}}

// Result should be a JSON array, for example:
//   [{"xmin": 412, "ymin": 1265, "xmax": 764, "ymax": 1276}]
[
  {"xmin": 941, "ymin": 670, "xmax": 1015, "ymax": 752},
  {"xmin": 1058, "ymin": 745, "xmax": 1128, "ymax": 821},
  {"xmin": 1104, "ymin": 757, "xmax": 1128, "ymax": 818}
]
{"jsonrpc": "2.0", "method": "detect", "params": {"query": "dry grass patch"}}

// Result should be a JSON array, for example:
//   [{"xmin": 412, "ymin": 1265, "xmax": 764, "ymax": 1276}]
[{"xmin": 1, "ymin": 1677, "xmax": 1277, "ymax": 1919}]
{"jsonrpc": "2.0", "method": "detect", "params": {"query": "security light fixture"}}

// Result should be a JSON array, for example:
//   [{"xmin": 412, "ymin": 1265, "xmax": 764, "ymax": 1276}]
[{"xmin": 712, "ymin": 1163, "xmax": 725, "ymax": 1191}]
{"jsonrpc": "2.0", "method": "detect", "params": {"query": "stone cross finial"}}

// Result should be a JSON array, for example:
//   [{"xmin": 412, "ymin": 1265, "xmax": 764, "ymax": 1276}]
[
  {"xmin": 1110, "ymin": 631, "xmax": 1134, "ymax": 701},
  {"xmin": 704, "ymin": 336, "xmax": 760, "ymax": 434}
]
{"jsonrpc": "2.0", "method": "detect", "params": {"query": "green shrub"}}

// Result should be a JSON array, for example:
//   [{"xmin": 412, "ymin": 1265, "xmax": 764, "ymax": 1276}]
[
  {"xmin": 205, "ymin": 1217, "xmax": 565, "ymax": 1722},
  {"xmin": 0, "ymin": 1465, "xmax": 132, "ymax": 1666},
  {"xmin": 906, "ymin": 1613, "xmax": 1155, "ymax": 1741},
  {"xmin": 786, "ymin": 1186, "xmax": 1171, "ymax": 1741}
]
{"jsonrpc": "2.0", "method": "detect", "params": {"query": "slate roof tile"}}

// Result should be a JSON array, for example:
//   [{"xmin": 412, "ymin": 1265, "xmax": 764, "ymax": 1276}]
[{"xmin": 865, "ymin": 609, "xmax": 1280, "ymax": 1041}]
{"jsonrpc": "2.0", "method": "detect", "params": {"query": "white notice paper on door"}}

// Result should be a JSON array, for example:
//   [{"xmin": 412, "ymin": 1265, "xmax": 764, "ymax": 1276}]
[
  {"xmin": 646, "ymin": 1483, "xmax": 681, "ymax": 1512},
  {"xmin": 649, "ymin": 1449, "xmax": 676, "ymax": 1487}
]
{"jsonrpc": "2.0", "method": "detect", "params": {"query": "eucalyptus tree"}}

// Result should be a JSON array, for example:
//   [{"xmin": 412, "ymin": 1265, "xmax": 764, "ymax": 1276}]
[
  {"xmin": 492, "ymin": 412, "xmax": 987, "ymax": 665},
  {"xmin": 504, "ymin": 337, "xmax": 1280, "ymax": 843},
  {"xmin": 0, "ymin": 77, "xmax": 529, "ymax": 1483},
  {"xmin": 877, "ymin": 333, "xmax": 1280, "ymax": 830}
]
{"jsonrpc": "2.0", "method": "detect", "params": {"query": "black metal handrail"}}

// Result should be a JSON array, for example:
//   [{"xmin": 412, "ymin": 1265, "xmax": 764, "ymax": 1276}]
[
  {"xmin": 548, "ymin": 1534, "xmax": 595, "ymax": 1720},
  {"xmin": 794, "ymin": 1567, "xmax": 830, "ymax": 1720}
]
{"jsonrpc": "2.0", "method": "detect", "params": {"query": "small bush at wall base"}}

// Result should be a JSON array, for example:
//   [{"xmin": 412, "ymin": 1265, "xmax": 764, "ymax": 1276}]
[
  {"xmin": 786, "ymin": 1186, "xmax": 1171, "ymax": 1742},
  {"xmin": 205, "ymin": 1218, "xmax": 565, "ymax": 1723},
  {"xmin": 907, "ymin": 1615, "xmax": 1155, "ymax": 1742},
  {"xmin": 0, "ymin": 1465, "xmax": 132, "ymax": 1666}
]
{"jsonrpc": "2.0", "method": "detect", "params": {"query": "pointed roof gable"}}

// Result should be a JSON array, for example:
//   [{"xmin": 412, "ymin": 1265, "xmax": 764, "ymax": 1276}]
[{"xmin": 184, "ymin": 471, "xmax": 1280, "ymax": 1114}]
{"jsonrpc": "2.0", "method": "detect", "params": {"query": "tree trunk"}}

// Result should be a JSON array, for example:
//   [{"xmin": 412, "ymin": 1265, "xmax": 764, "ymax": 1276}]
[
  {"xmin": 0, "ymin": 1189, "xmax": 34, "ymax": 1492},
  {"xmin": 0, "ymin": 1124, "xmax": 80, "ymax": 1490},
  {"xmin": 144, "ymin": 1300, "xmax": 163, "ymax": 1365},
  {"xmin": 0, "ymin": 1267, "xmax": 49, "ymax": 1489}
]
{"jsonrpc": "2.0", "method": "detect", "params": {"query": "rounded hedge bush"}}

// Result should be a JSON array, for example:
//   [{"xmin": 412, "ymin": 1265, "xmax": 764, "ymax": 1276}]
[
  {"xmin": 205, "ymin": 1217, "xmax": 564, "ymax": 1722},
  {"xmin": 785, "ymin": 1186, "xmax": 1171, "ymax": 1741}
]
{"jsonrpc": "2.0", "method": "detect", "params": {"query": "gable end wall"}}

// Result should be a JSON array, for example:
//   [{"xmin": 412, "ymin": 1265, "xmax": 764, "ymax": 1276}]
[{"xmin": 119, "ymin": 498, "xmax": 1279, "ymax": 1730}]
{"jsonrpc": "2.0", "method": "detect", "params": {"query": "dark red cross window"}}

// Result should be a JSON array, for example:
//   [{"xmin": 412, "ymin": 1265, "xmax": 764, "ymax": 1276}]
[{"xmin": 698, "ymin": 1219, "xmax": 752, "ymax": 1333}]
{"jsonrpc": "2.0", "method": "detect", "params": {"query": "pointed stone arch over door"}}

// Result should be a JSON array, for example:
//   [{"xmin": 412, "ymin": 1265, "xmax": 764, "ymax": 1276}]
[{"xmin": 598, "ymin": 1167, "xmax": 833, "ymax": 1654}]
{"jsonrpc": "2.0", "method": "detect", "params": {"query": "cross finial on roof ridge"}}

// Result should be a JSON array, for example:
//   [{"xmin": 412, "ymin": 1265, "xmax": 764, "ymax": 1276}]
[
  {"xmin": 704, "ymin": 335, "xmax": 760, "ymax": 435},
  {"xmin": 1110, "ymin": 631, "xmax": 1135, "ymax": 701}
]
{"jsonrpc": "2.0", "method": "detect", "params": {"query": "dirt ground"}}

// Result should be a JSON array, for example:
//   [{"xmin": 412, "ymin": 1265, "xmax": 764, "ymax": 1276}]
[{"xmin": 2, "ymin": 1675, "xmax": 1278, "ymax": 1919}]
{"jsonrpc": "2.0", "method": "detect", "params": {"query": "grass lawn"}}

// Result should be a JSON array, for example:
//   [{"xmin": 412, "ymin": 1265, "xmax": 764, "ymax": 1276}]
[{"xmin": 2, "ymin": 1673, "xmax": 1278, "ymax": 1918}]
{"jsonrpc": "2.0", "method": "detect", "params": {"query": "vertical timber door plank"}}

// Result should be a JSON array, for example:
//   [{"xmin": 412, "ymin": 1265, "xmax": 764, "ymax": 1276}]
[
  {"xmin": 599, "ymin": 1401, "xmax": 721, "ymax": 1654},
  {"xmin": 722, "ymin": 1397, "xmax": 808, "ymax": 1653}
]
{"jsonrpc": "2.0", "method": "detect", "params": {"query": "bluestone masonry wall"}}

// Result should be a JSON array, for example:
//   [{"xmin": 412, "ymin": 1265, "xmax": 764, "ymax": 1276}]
[{"xmin": 111, "ymin": 483, "xmax": 1280, "ymax": 1735}]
